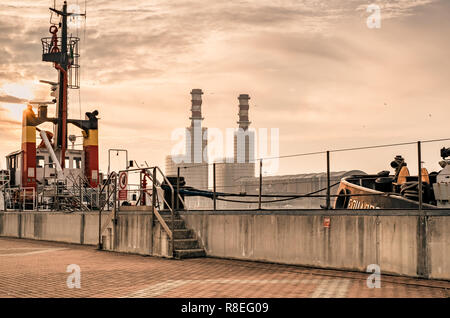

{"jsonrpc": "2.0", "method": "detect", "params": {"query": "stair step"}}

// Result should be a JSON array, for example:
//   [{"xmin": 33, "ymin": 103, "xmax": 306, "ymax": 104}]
[
  {"xmin": 159, "ymin": 219, "xmax": 185, "ymax": 229},
  {"xmin": 158, "ymin": 210, "xmax": 173, "ymax": 216},
  {"xmin": 174, "ymin": 248, "xmax": 206, "ymax": 259},
  {"xmin": 174, "ymin": 238, "xmax": 199, "ymax": 249},
  {"xmin": 162, "ymin": 215, "xmax": 182, "ymax": 221},
  {"xmin": 174, "ymin": 229, "xmax": 194, "ymax": 239}
]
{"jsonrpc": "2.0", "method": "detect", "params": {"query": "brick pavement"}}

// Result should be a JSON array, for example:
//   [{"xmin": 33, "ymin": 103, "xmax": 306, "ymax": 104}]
[{"xmin": 0, "ymin": 237, "xmax": 448, "ymax": 298}]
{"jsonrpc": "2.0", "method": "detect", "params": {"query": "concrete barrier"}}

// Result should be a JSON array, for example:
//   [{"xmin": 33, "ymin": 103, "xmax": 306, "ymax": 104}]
[
  {"xmin": 0, "ymin": 213, "xmax": 20, "ymax": 237},
  {"xmin": 181, "ymin": 210, "xmax": 450, "ymax": 280},
  {"xmin": 114, "ymin": 212, "xmax": 153, "ymax": 255},
  {"xmin": 428, "ymin": 216, "xmax": 450, "ymax": 280},
  {"xmin": 0, "ymin": 211, "xmax": 152, "ymax": 254},
  {"xmin": 1, "ymin": 209, "xmax": 449, "ymax": 280}
]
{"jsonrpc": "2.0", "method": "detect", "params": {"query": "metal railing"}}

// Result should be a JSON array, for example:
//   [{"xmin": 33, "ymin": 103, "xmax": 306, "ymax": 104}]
[
  {"xmin": 4, "ymin": 187, "xmax": 36, "ymax": 211},
  {"xmin": 97, "ymin": 172, "xmax": 118, "ymax": 249},
  {"xmin": 111, "ymin": 166, "xmax": 185, "ymax": 257},
  {"xmin": 173, "ymin": 137, "xmax": 450, "ymax": 211}
]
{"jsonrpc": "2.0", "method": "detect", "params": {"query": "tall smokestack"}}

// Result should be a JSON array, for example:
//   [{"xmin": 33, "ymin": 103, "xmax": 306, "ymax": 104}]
[
  {"xmin": 234, "ymin": 94, "xmax": 254, "ymax": 163},
  {"xmin": 186, "ymin": 89, "xmax": 207, "ymax": 165},
  {"xmin": 237, "ymin": 94, "xmax": 251, "ymax": 131},
  {"xmin": 190, "ymin": 89, "xmax": 204, "ymax": 127},
  {"xmin": 180, "ymin": 89, "xmax": 208, "ymax": 190}
]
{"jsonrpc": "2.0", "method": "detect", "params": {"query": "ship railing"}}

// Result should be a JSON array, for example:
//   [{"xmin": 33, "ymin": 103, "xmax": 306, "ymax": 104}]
[
  {"xmin": 3, "ymin": 187, "xmax": 36, "ymax": 211},
  {"xmin": 65, "ymin": 173, "xmax": 91, "ymax": 211},
  {"xmin": 65, "ymin": 172, "xmax": 104, "ymax": 211},
  {"xmin": 0, "ymin": 170, "xmax": 10, "ymax": 189},
  {"xmin": 0, "ymin": 170, "xmax": 10, "ymax": 211}
]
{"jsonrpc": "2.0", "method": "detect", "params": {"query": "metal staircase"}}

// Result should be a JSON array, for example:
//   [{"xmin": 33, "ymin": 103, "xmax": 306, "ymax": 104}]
[
  {"xmin": 0, "ymin": 170, "xmax": 10, "ymax": 211},
  {"xmin": 0, "ymin": 170, "xmax": 10, "ymax": 189},
  {"xmin": 97, "ymin": 167, "xmax": 205, "ymax": 259}
]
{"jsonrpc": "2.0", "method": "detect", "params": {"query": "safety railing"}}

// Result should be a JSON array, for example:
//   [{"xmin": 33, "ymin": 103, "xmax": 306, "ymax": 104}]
[
  {"xmin": 113, "ymin": 166, "xmax": 184, "ymax": 256},
  {"xmin": 4, "ymin": 187, "xmax": 36, "ymax": 211},
  {"xmin": 170, "ymin": 137, "xmax": 450, "ymax": 211},
  {"xmin": 97, "ymin": 172, "xmax": 118, "ymax": 249}
]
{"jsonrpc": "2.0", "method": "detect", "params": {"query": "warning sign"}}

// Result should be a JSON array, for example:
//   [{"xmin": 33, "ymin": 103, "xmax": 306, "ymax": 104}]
[
  {"xmin": 323, "ymin": 217, "xmax": 331, "ymax": 228},
  {"xmin": 119, "ymin": 172, "xmax": 128, "ymax": 190},
  {"xmin": 118, "ymin": 171, "xmax": 128, "ymax": 201}
]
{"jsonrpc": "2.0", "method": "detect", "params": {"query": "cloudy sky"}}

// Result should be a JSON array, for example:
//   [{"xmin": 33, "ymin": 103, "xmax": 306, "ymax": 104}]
[{"xmin": 0, "ymin": 0, "xmax": 449, "ymax": 176}]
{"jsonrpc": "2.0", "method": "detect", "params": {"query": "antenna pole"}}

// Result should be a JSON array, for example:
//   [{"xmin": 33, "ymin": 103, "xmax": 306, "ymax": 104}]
[{"xmin": 51, "ymin": 1, "xmax": 69, "ymax": 168}]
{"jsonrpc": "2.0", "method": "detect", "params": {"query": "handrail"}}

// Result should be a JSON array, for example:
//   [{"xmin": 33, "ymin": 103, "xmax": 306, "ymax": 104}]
[
  {"xmin": 98, "ymin": 172, "xmax": 117, "ymax": 249},
  {"xmin": 0, "ymin": 180, "xmax": 9, "ymax": 192},
  {"xmin": 153, "ymin": 207, "xmax": 172, "ymax": 239},
  {"xmin": 112, "ymin": 166, "xmax": 182, "ymax": 257},
  {"xmin": 141, "ymin": 167, "xmax": 186, "ymax": 210},
  {"xmin": 154, "ymin": 166, "xmax": 175, "ymax": 257},
  {"xmin": 154, "ymin": 166, "xmax": 186, "ymax": 210}
]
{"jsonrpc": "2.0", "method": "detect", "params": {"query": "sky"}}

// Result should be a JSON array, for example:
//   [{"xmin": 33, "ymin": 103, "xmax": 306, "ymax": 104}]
[{"xmin": 0, "ymin": 0, "xmax": 449, "ymax": 177}]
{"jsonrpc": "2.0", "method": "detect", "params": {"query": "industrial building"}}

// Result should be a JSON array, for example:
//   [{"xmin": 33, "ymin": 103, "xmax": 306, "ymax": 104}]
[
  {"xmin": 215, "ymin": 94, "xmax": 256, "ymax": 193},
  {"xmin": 165, "ymin": 89, "xmax": 209, "ymax": 190}
]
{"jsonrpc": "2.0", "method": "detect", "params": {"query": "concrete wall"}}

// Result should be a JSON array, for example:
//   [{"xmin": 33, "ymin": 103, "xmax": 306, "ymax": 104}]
[
  {"xmin": 427, "ymin": 216, "xmax": 450, "ymax": 280},
  {"xmin": 152, "ymin": 221, "xmax": 171, "ymax": 258},
  {"xmin": 0, "ymin": 212, "xmax": 110, "ymax": 245},
  {"xmin": 181, "ymin": 210, "xmax": 450, "ymax": 280},
  {"xmin": 114, "ymin": 212, "xmax": 153, "ymax": 255},
  {"xmin": 0, "ymin": 211, "xmax": 156, "ymax": 256}
]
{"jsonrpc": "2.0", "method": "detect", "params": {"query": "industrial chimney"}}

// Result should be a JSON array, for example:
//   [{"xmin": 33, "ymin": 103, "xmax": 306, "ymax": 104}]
[
  {"xmin": 234, "ymin": 94, "xmax": 254, "ymax": 163},
  {"xmin": 190, "ymin": 89, "xmax": 204, "ymax": 125},
  {"xmin": 237, "ymin": 94, "xmax": 251, "ymax": 131},
  {"xmin": 186, "ymin": 89, "xmax": 207, "ymax": 165}
]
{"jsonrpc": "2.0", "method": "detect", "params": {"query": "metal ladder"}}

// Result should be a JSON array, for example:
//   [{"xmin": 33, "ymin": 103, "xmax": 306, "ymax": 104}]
[{"xmin": 0, "ymin": 170, "xmax": 10, "ymax": 211}]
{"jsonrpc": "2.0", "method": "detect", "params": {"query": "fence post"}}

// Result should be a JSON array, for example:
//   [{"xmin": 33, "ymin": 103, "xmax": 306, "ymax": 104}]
[
  {"xmin": 177, "ymin": 167, "xmax": 180, "ymax": 211},
  {"xmin": 418, "ymin": 141, "xmax": 423, "ymax": 211},
  {"xmin": 258, "ymin": 159, "xmax": 262, "ymax": 210},
  {"xmin": 79, "ymin": 175, "xmax": 82, "ymax": 210},
  {"xmin": 170, "ymin": 170, "xmax": 175, "ymax": 257},
  {"xmin": 97, "ymin": 184, "xmax": 100, "ymax": 210},
  {"xmin": 97, "ymin": 191, "xmax": 103, "ymax": 250},
  {"xmin": 113, "ymin": 175, "xmax": 117, "ymax": 219},
  {"xmin": 112, "ymin": 174, "xmax": 117, "ymax": 249},
  {"xmin": 152, "ymin": 167, "xmax": 156, "ymax": 213},
  {"xmin": 107, "ymin": 176, "xmax": 110, "ymax": 211},
  {"xmin": 213, "ymin": 163, "xmax": 216, "ymax": 211},
  {"xmin": 326, "ymin": 151, "xmax": 331, "ymax": 210}
]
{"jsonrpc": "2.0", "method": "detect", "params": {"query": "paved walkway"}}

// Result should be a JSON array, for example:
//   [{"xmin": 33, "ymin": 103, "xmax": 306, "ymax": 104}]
[{"xmin": 0, "ymin": 237, "xmax": 448, "ymax": 298}]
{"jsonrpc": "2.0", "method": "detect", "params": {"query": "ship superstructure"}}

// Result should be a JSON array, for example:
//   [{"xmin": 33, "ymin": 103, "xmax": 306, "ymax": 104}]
[{"xmin": 1, "ymin": 1, "xmax": 101, "ymax": 211}]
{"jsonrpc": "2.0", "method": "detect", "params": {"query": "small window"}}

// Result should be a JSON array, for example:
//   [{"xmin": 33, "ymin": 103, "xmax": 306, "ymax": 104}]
[
  {"xmin": 36, "ymin": 156, "xmax": 45, "ymax": 168},
  {"xmin": 65, "ymin": 157, "xmax": 71, "ymax": 169},
  {"xmin": 10, "ymin": 157, "xmax": 15, "ymax": 169},
  {"xmin": 74, "ymin": 157, "xmax": 82, "ymax": 169}
]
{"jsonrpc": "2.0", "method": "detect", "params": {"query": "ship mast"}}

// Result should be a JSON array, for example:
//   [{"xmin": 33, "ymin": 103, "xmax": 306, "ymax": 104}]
[
  {"xmin": 43, "ymin": 1, "xmax": 84, "ymax": 169},
  {"xmin": 50, "ymin": 2, "xmax": 69, "ymax": 168}
]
